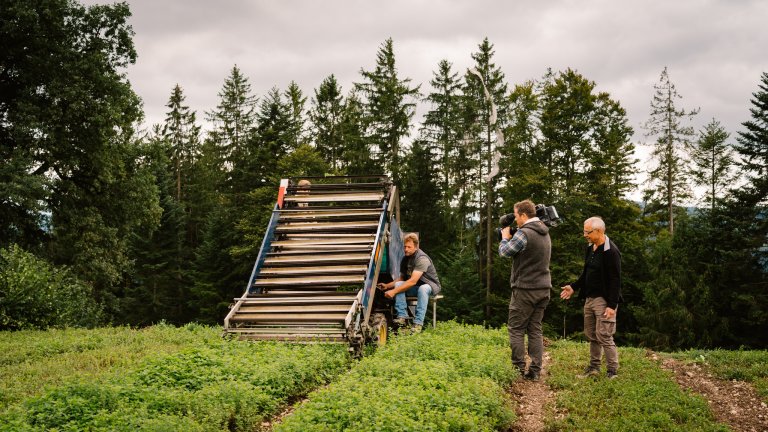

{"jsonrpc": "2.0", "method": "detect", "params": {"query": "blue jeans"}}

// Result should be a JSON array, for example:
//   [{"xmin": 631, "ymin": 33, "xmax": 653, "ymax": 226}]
[{"xmin": 393, "ymin": 281, "xmax": 432, "ymax": 326}]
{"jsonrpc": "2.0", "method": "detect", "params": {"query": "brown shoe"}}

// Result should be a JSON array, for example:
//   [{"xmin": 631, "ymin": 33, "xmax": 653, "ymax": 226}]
[
  {"xmin": 392, "ymin": 317, "xmax": 407, "ymax": 326},
  {"xmin": 577, "ymin": 366, "xmax": 600, "ymax": 379}
]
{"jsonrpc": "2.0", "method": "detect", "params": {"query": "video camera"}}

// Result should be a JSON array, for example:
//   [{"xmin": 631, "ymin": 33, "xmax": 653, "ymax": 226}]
[{"xmin": 495, "ymin": 204, "xmax": 561, "ymax": 241}]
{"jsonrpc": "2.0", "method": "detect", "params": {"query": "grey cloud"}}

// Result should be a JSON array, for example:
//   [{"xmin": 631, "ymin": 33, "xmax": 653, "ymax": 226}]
[{"xmin": 79, "ymin": 0, "xmax": 766, "ymax": 150}]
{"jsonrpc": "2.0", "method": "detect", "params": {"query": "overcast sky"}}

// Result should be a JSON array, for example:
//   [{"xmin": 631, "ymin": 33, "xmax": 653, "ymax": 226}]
[{"xmin": 92, "ymin": 0, "xmax": 767, "ymax": 196}]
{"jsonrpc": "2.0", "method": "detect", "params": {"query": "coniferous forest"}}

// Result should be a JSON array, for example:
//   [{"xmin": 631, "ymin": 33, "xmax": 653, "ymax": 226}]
[{"xmin": 2, "ymin": 0, "xmax": 767, "ymax": 351}]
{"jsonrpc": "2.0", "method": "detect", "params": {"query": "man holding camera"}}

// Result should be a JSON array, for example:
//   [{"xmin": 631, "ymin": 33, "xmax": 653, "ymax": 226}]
[
  {"xmin": 498, "ymin": 199, "xmax": 552, "ymax": 381},
  {"xmin": 560, "ymin": 217, "xmax": 622, "ymax": 379}
]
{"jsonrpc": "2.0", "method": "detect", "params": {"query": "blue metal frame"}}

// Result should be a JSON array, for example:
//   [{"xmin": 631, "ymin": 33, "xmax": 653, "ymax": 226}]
[
  {"xmin": 360, "ymin": 199, "xmax": 388, "ymax": 319},
  {"xmin": 244, "ymin": 203, "xmax": 281, "ymax": 295}
]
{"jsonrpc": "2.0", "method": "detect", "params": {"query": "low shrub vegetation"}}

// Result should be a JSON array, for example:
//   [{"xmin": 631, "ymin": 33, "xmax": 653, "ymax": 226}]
[
  {"xmin": 0, "ymin": 323, "xmax": 216, "ymax": 410},
  {"xmin": 547, "ymin": 340, "xmax": 729, "ymax": 431},
  {"xmin": 0, "ymin": 244, "xmax": 102, "ymax": 330},
  {"xmin": 674, "ymin": 349, "xmax": 768, "ymax": 400},
  {"xmin": 275, "ymin": 321, "xmax": 517, "ymax": 432},
  {"xmin": 0, "ymin": 326, "xmax": 350, "ymax": 431}
]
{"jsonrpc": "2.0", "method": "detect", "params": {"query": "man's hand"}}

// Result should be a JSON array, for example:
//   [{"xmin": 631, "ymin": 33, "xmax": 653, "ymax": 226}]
[
  {"xmin": 560, "ymin": 285, "xmax": 574, "ymax": 300},
  {"xmin": 377, "ymin": 282, "xmax": 392, "ymax": 291},
  {"xmin": 384, "ymin": 289, "xmax": 397, "ymax": 299},
  {"xmin": 603, "ymin": 307, "xmax": 616, "ymax": 319},
  {"xmin": 501, "ymin": 226, "xmax": 512, "ymax": 240}
]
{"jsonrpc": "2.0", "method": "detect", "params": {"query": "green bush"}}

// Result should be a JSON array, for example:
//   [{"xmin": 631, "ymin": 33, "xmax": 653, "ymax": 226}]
[
  {"xmin": 0, "ymin": 244, "xmax": 102, "ymax": 330},
  {"xmin": 276, "ymin": 322, "xmax": 517, "ymax": 432}
]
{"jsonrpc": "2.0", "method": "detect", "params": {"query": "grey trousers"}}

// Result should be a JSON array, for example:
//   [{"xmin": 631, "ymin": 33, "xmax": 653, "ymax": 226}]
[
  {"xmin": 584, "ymin": 297, "xmax": 619, "ymax": 372},
  {"xmin": 508, "ymin": 288, "xmax": 550, "ymax": 374}
]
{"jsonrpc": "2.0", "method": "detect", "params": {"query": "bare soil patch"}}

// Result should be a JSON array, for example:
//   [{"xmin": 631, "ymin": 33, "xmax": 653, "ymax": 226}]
[
  {"xmin": 650, "ymin": 352, "xmax": 768, "ymax": 432},
  {"xmin": 507, "ymin": 350, "xmax": 555, "ymax": 432}
]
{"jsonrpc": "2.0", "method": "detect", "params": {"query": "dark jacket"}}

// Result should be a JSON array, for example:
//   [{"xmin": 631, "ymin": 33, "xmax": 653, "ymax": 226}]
[
  {"xmin": 511, "ymin": 221, "xmax": 552, "ymax": 290},
  {"xmin": 572, "ymin": 236, "xmax": 622, "ymax": 309}
]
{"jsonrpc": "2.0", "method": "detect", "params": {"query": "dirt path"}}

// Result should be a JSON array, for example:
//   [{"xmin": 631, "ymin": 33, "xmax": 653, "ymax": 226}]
[
  {"xmin": 507, "ymin": 351, "xmax": 555, "ymax": 432},
  {"xmin": 650, "ymin": 352, "xmax": 768, "ymax": 432}
]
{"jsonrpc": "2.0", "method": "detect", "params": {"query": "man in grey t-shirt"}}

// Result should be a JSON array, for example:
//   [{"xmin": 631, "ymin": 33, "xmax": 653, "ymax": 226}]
[{"xmin": 378, "ymin": 232, "xmax": 441, "ymax": 333}]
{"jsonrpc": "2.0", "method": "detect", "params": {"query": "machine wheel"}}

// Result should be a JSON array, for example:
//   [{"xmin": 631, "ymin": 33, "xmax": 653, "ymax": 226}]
[{"xmin": 370, "ymin": 313, "xmax": 388, "ymax": 347}]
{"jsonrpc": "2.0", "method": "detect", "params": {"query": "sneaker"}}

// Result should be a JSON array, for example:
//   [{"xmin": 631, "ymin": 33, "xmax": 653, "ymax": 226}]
[
  {"xmin": 392, "ymin": 317, "xmax": 407, "ymax": 326},
  {"xmin": 606, "ymin": 369, "xmax": 618, "ymax": 379},
  {"xmin": 523, "ymin": 370, "xmax": 540, "ymax": 382},
  {"xmin": 577, "ymin": 366, "xmax": 600, "ymax": 379},
  {"xmin": 411, "ymin": 324, "xmax": 423, "ymax": 334}
]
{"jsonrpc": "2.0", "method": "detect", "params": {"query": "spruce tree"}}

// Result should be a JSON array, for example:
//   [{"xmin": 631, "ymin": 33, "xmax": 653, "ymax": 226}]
[
  {"xmin": 285, "ymin": 81, "xmax": 308, "ymax": 151},
  {"xmin": 355, "ymin": 38, "xmax": 420, "ymax": 184},
  {"xmin": 310, "ymin": 75, "xmax": 346, "ymax": 172},
  {"xmin": 421, "ymin": 59, "xmax": 464, "ymax": 237},
  {"xmin": 643, "ymin": 67, "xmax": 699, "ymax": 234},
  {"xmin": 162, "ymin": 84, "xmax": 201, "ymax": 202},
  {"xmin": 341, "ymin": 91, "xmax": 378, "ymax": 175},
  {"xmin": 735, "ymin": 72, "xmax": 768, "ymax": 207},
  {"xmin": 463, "ymin": 38, "xmax": 509, "ymax": 321},
  {"xmin": 690, "ymin": 119, "xmax": 734, "ymax": 214},
  {"xmin": 205, "ymin": 65, "xmax": 258, "ymax": 191},
  {"xmin": 400, "ymin": 139, "xmax": 443, "ymax": 249}
]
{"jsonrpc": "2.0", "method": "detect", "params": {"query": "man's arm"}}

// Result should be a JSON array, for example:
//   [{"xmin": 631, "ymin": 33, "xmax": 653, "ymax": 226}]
[
  {"xmin": 499, "ymin": 228, "xmax": 527, "ymax": 257},
  {"xmin": 560, "ymin": 246, "xmax": 590, "ymax": 300},
  {"xmin": 378, "ymin": 277, "xmax": 403, "ymax": 291},
  {"xmin": 604, "ymin": 245, "xmax": 622, "ymax": 310},
  {"xmin": 384, "ymin": 271, "xmax": 423, "ymax": 298}
]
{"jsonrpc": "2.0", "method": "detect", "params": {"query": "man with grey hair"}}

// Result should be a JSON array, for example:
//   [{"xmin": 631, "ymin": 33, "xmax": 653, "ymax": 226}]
[{"xmin": 561, "ymin": 216, "xmax": 623, "ymax": 379}]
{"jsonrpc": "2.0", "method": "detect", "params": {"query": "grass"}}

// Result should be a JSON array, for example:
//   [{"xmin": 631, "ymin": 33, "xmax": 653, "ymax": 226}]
[
  {"xmin": 547, "ymin": 340, "xmax": 730, "ymax": 432},
  {"xmin": 0, "ymin": 324, "xmax": 351, "ymax": 431},
  {"xmin": 672, "ymin": 348, "xmax": 768, "ymax": 401},
  {"xmin": 2, "ymin": 323, "xmax": 765, "ymax": 431},
  {"xmin": 276, "ymin": 321, "xmax": 518, "ymax": 432},
  {"xmin": 0, "ymin": 322, "xmax": 217, "ymax": 411}
]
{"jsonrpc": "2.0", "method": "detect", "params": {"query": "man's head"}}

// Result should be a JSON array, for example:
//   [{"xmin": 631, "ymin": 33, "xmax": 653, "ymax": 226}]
[
  {"xmin": 403, "ymin": 232, "xmax": 420, "ymax": 256},
  {"xmin": 583, "ymin": 217, "xmax": 606, "ymax": 244},
  {"xmin": 513, "ymin": 200, "xmax": 536, "ymax": 228}
]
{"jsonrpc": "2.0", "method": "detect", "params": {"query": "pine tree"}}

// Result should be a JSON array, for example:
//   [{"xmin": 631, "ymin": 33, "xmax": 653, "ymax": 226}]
[
  {"xmin": 690, "ymin": 119, "xmax": 734, "ymax": 213},
  {"xmin": 643, "ymin": 67, "xmax": 699, "ymax": 234},
  {"xmin": 463, "ymin": 38, "xmax": 509, "ymax": 321},
  {"xmin": 735, "ymin": 72, "xmax": 768, "ymax": 207},
  {"xmin": 499, "ymin": 81, "xmax": 543, "ymax": 201},
  {"xmin": 205, "ymin": 65, "xmax": 258, "ymax": 190},
  {"xmin": 355, "ymin": 38, "xmax": 420, "ymax": 184},
  {"xmin": 162, "ymin": 84, "xmax": 201, "ymax": 202},
  {"xmin": 400, "ymin": 139, "xmax": 444, "ymax": 250},
  {"xmin": 341, "ymin": 91, "xmax": 378, "ymax": 176},
  {"xmin": 248, "ymin": 87, "xmax": 293, "ymax": 186},
  {"xmin": 285, "ymin": 81, "xmax": 308, "ymax": 151},
  {"xmin": 310, "ymin": 75, "xmax": 346, "ymax": 172},
  {"xmin": 126, "ymin": 133, "xmax": 190, "ymax": 324},
  {"xmin": 421, "ymin": 59, "xmax": 465, "ymax": 237}
]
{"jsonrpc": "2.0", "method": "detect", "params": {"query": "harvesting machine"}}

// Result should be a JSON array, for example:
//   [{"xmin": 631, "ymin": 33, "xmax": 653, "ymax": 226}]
[{"xmin": 223, "ymin": 175, "xmax": 408, "ymax": 355}]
